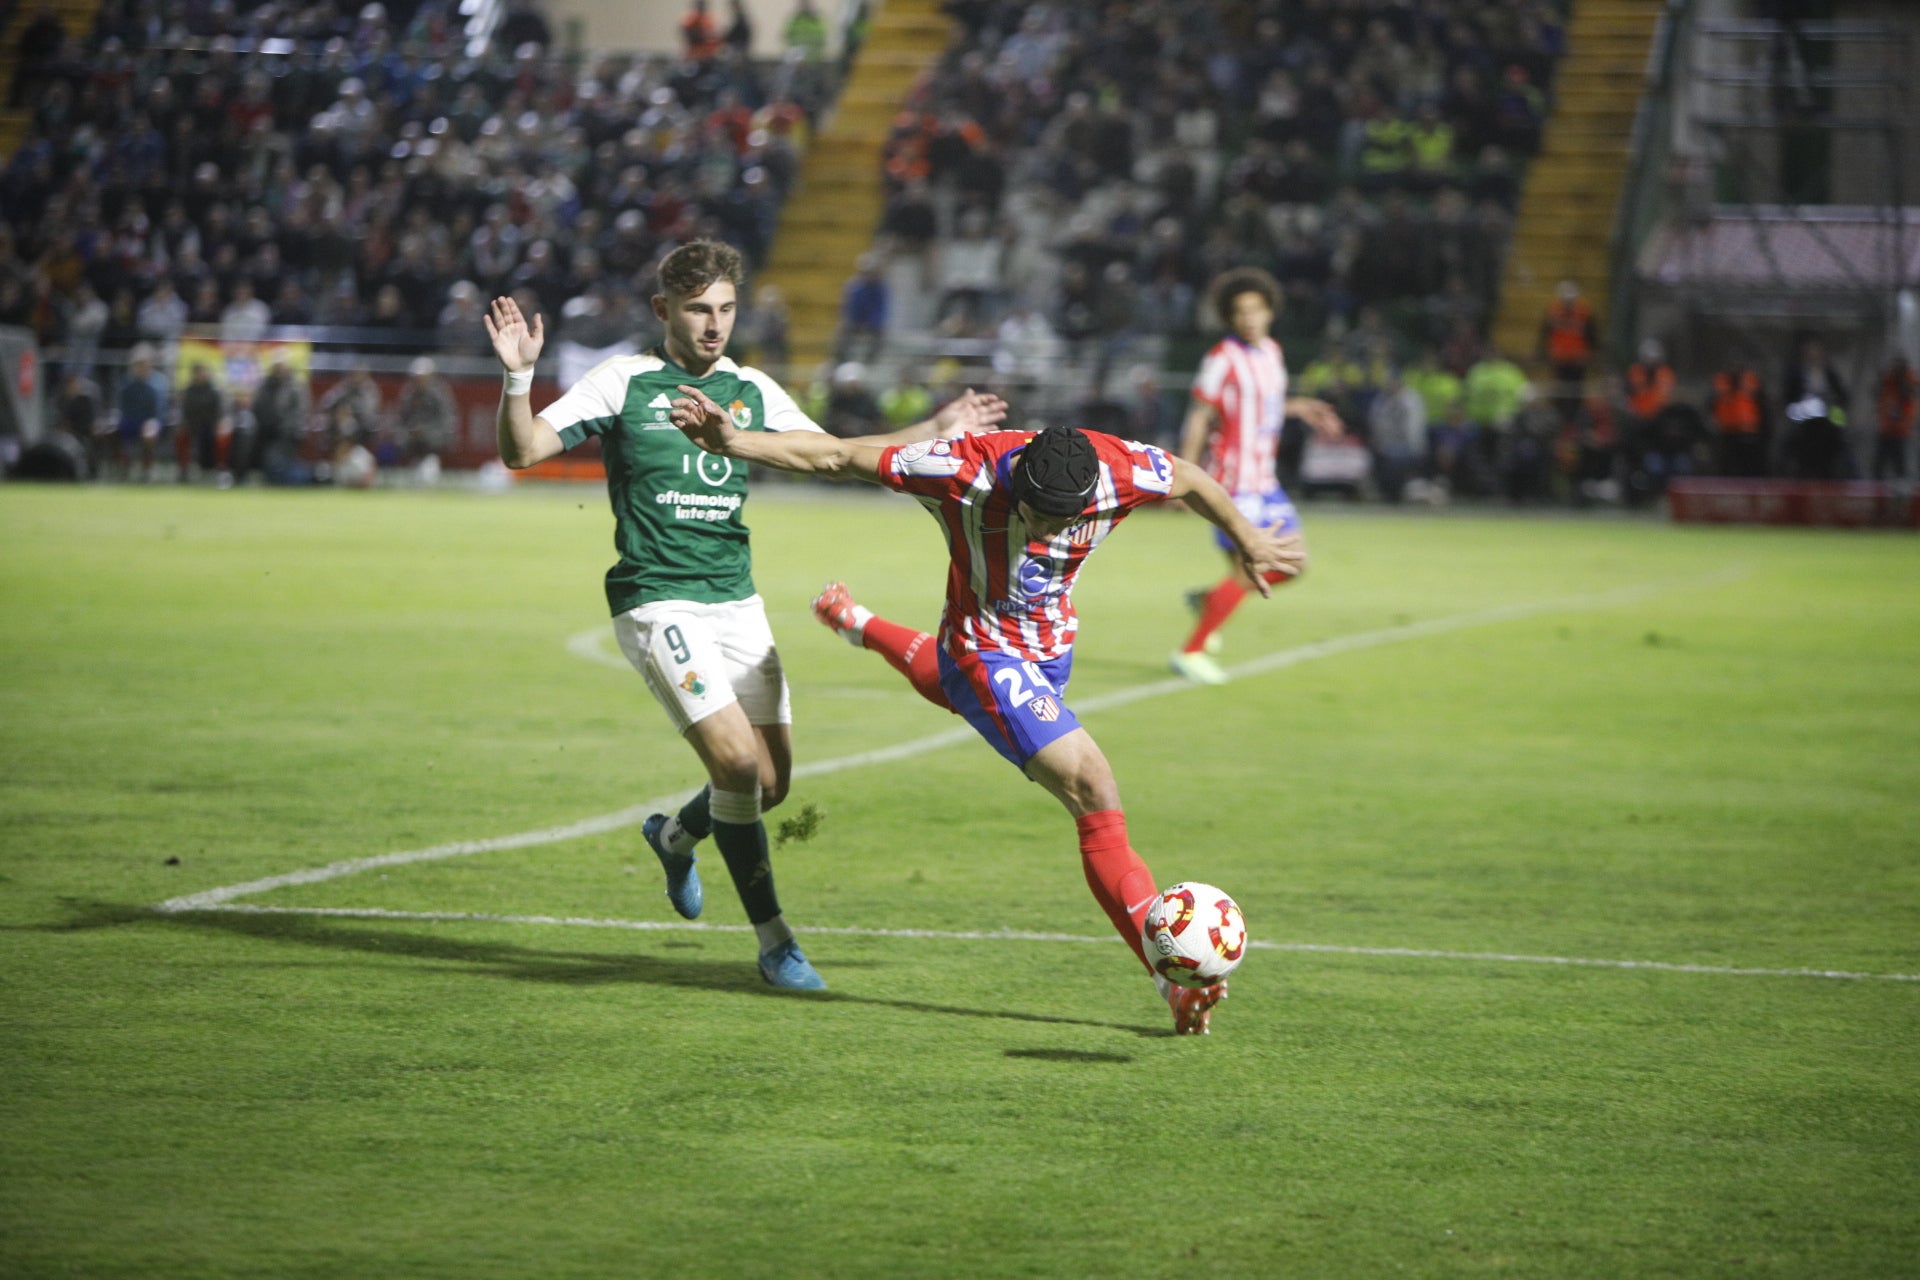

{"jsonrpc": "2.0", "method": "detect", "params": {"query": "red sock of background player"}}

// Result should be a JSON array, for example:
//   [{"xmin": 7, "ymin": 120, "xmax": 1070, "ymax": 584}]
[
  {"xmin": 1183, "ymin": 571, "xmax": 1301, "ymax": 655},
  {"xmin": 1182, "ymin": 577, "xmax": 1247, "ymax": 654},
  {"xmin": 860, "ymin": 615, "xmax": 951, "ymax": 709},
  {"xmin": 1076, "ymin": 809, "xmax": 1157, "ymax": 971}
]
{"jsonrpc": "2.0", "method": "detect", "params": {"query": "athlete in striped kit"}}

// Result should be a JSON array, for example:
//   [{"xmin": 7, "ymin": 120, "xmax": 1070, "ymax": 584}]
[
  {"xmin": 1171, "ymin": 268, "xmax": 1343, "ymax": 685},
  {"xmin": 667, "ymin": 393, "xmax": 1303, "ymax": 1034}
]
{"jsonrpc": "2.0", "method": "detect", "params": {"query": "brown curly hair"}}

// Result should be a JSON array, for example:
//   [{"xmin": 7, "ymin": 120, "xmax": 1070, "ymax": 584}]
[
  {"xmin": 658, "ymin": 239, "xmax": 745, "ymax": 301},
  {"xmin": 1210, "ymin": 267, "xmax": 1282, "ymax": 326}
]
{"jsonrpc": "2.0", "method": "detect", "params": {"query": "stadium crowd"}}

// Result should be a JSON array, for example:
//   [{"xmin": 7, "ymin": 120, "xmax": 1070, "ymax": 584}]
[
  {"xmin": 1, "ymin": 0, "xmax": 822, "ymax": 373},
  {"xmin": 4, "ymin": 0, "xmax": 1912, "ymax": 495}
]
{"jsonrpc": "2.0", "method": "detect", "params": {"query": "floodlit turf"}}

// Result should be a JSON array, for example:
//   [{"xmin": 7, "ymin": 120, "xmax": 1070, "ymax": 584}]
[{"xmin": 2, "ymin": 482, "xmax": 1917, "ymax": 1279}]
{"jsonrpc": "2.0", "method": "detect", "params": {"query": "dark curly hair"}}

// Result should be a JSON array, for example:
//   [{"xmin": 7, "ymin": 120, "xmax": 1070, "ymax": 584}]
[
  {"xmin": 1210, "ymin": 267, "xmax": 1282, "ymax": 326},
  {"xmin": 658, "ymin": 239, "xmax": 745, "ymax": 301}
]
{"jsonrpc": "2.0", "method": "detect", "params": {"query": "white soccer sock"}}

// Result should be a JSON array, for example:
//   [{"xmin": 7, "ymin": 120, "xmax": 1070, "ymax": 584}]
[
  {"xmin": 842, "ymin": 604, "xmax": 873, "ymax": 646},
  {"xmin": 659, "ymin": 815, "xmax": 699, "ymax": 856},
  {"xmin": 754, "ymin": 914, "xmax": 794, "ymax": 952}
]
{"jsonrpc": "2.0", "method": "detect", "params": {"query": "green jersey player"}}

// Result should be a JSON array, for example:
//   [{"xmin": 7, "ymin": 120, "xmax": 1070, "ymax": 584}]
[{"xmin": 487, "ymin": 240, "xmax": 1005, "ymax": 989}]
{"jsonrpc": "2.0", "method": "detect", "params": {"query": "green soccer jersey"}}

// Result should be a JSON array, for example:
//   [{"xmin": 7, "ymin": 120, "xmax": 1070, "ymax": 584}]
[{"xmin": 539, "ymin": 350, "xmax": 824, "ymax": 614}]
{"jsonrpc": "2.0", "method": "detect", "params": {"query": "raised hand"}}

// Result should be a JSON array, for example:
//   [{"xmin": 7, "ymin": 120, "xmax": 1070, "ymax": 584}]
[
  {"xmin": 670, "ymin": 384, "xmax": 736, "ymax": 453},
  {"xmin": 1238, "ymin": 529, "xmax": 1307, "ymax": 597},
  {"xmin": 483, "ymin": 296, "xmax": 544, "ymax": 372},
  {"xmin": 931, "ymin": 388, "xmax": 1010, "ymax": 439}
]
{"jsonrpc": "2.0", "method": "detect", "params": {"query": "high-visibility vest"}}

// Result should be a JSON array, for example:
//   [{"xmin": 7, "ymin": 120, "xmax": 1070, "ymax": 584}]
[
  {"xmin": 1711, "ymin": 370, "xmax": 1761, "ymax": 434},
  {"xmin": 1625, "ymin": 362, "xmax": 1674, "ymax": 419},
  {"xmin": 1543, "ymin": 300, "xmax": 1594, "ymax": 364},
  {"xmin": 1879, "ymin": 369, "xmax": 1918, "ymax": 438}
]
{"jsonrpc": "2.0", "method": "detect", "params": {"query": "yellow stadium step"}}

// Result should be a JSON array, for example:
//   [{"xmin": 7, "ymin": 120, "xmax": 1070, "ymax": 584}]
[
  {"xmin": 1490, "ymin": 0, "xmax": 1664, "ymax": 361},
  {"xmin": 760, "ymin": 0, "xmax": 954, "ymax": 360}
]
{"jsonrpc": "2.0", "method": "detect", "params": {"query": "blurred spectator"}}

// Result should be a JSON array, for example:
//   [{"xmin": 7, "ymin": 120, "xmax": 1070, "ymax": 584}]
[
  {"xmin": 786, "ymin": 0, "xmax": 828, "ymax": 62},
  {"xmin": 136, "ymin": 280, "xmax": 188, "ymax": 351},
  {"xmin": 62, "ymin": 283, "xmax": 107, "ymax": 381},
  {"xmin": 1538, "ymin": 279, "xmax": 1598, "ymax": 417},
  {"xmin": 319, "ymin": 366, "xmax": 382, "ymax": 448},
  {"xmin": 824, "ymin": 362, "xmax": 883, "ymax": 437},
  {"xmin": 1367, "ymin": 367, "xmax": 1427, "ymax": 503},
  {"xmin": 180, "ymin": 361, "xmax": 225, "ymax": 481},
  {"xmin": 838, "ymin": 255, "xmax": 889, "ymax": 362},
  {"xmin": 879, "ymin": 369, "xmax": 932, "ymax": 431},
  {"xmin": 397, "ymin": 356, "xmax": 458, "ymax": 465},
  {"xmin": 1622, "ymin": 338, "xmax": 1675, "ymax": 498},
  {"xmin": 57, "ymin": 370, "xmax": 103, "ymax": 474},
  {"xmin": 936, "ymin": 210, "xmax": 1002, "ymax": 331},
  {"xmin": 225, "ymin": 386, "xmax": 259, "ymax": 488},
  {"xmin": 1782, "ymin": 335, "xmax": 1850, "ymax": 479},
  {"xmin": 219, "ymin": 280, "xmax": 271, "ymax": 342},
  {"xmin": 253, "ymin": 354, "xmax": 312, "ymax": 483},
  {"xmin": 1709, "ymin": 364, "xmax": 1766, "ymax": 477},
  {"xmin": 682, "ymin": 1, "xmax": 723, "ymax": 60},
  {"xmin": 725, "ymin": 0, "xmax": 754, "ymax": 54},
  {"xmin": 114, "ymin": 344, "xmax": 169, "ymax": 481},
  {"xmin": 496, "ymin": 0, "xmax": 554, "ymax": 52},
  {"xmin": 739, "ymin": 285, "xmax": 792, "ymax": 372},
  {"xmin": 1873, "ymin": 358, "xmax": 1917, "ymax": 481}
]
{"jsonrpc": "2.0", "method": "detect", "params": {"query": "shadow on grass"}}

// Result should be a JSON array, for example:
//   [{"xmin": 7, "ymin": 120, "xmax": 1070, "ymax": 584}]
[
  {"xmin": 1004, "ymin": 1048, "xmax": 1135, "ymax": 1064},
  {"xmin": 68, "ymin": 902, "xmax": 1170, "ymax": 1039}
]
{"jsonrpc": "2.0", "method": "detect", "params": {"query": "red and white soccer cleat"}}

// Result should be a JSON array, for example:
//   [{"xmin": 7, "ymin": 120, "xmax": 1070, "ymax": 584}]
[
  {"xmin": 811, "ymin": 581, "xmax": 861, "ymax": 636},
  {"xmin": 1168, "ymin": 980, "xmax": 1228, "ymax": 1036}
]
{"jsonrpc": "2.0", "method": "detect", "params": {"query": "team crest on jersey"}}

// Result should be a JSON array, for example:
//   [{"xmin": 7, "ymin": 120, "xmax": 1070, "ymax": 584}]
[
  {"xmin": 1030, "ymin": 695, "xmax": 1060, "ymax": 723},
  {"xmin": 679, "ymin": 671, "xmax": 706, "ymax": 696},
  {"xmin": 728, "ymin": 400, "xmax": 752, "ymax": 428}
]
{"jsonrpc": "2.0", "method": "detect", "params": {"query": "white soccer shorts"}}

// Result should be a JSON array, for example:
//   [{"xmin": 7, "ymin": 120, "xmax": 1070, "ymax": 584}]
[{"xmin": 612, "ymin": 595, "xmax": 793, "ymax": 734}]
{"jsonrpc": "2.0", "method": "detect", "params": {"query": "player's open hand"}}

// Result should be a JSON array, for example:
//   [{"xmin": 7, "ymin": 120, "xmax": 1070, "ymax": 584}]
[
  {"xmin": 670, "ymin": 385, "xmax": 736, "ymax": 453},
  {"xmin": 1289, "ymin": 396, "xmax": 1345, "ymax": 441},
  {"xmin": 931, "ymin": 388, "xmax": 1009, "ymax": 439},
  {"xmin": 1239, "ymin": 529, "xmax": 1307, "ymax": 597},
  {"xmin": 482, "ymin": 296, "xmax": 543, "ymax": 372}
]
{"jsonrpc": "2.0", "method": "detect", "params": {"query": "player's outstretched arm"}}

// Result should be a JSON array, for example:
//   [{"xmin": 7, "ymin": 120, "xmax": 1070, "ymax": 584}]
[
  {"xmin": 672, "ymin": 385, "xmax": 887, "ymax": 482},
  {"xmin": 485, "ymin": 296, "xmax": 565, "ymax": 469},
  {"xmin": 1178, "ymin": 398, "xmax": 1218, "ymax": 467},
  {"xmin": 1284, "ymin": 396, "xmax": 1345, "ymax": 440},
  {"xmin": 864, "ymin": 387, "xmax": 1009, "ymax": 447},
  {"xmin": 1168, "ymin": 457, "xmax": 1305, "ymax": 597}
]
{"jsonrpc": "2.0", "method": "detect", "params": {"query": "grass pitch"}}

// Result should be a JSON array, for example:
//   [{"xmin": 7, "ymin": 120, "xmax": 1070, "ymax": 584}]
[{"xmin": 2, "ymin": 483, "xmax": 1917, "ymax": 1279}]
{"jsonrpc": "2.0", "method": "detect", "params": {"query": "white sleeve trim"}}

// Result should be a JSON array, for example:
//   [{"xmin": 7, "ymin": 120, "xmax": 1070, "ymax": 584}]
[{"xmin": 737, "ymin": 365, "xmax": 824, "ymax": 434}]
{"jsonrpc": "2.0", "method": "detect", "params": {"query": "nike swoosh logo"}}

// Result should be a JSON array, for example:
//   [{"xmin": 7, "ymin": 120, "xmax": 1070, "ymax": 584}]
[{"xmin": 1128, "ymin": 896, "xmax": 1158, "ymax": 916}]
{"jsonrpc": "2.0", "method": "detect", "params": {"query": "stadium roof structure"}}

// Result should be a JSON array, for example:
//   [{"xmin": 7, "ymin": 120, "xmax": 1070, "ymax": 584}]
[{"xmin": 1635, "ymin": 206, "xmax": 1920, "ymax": 318}]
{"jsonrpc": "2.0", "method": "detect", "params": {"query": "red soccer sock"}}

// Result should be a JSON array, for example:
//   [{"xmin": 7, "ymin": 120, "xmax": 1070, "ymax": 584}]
[
  {"xmin": 860, "ymin": 616, "xmax": 951, "ymax": 709},
  {"xmin": 1182, "ymin": 577, "xmax": 1247, "ymax": 654},
  {"xmin": 1076, "ymin": 809, "xmax": 1158, "ymax": 972}
]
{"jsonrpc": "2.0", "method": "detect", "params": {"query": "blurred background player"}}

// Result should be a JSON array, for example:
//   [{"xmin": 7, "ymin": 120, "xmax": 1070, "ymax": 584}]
[
  {"xmin": 669, "ymin": 407, "xmax": 1301, "ymax": 1035},
  {"xmin": 1172, "ymin": 268, "xmax": 1343, "ymax": 685},
  {"xmin": 486, "ymin": 239, "xmax": 1005, "ymax": 990}
]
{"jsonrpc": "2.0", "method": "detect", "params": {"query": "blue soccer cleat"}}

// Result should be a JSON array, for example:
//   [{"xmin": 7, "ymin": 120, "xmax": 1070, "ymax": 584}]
[
  {"xmin": 758, "ymin": 938, "xmax": 827, "ymax": 990},
  {"xmin": 643, "ymin": 813, "xmax": 703, "ymax": 920}
]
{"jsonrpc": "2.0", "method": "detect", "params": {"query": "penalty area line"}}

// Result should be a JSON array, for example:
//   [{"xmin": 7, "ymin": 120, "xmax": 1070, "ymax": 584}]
[
  {"xmin": 155, "ymin": 565, "xmax": 1750, "ymax": 916},
  {"xmin": 173, "ymin": 904, "xmax": 1920, "ymax": 984}
]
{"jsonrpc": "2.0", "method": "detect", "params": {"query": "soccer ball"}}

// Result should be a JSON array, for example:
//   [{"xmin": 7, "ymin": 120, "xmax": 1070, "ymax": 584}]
[{"xmin": 1143, "ymin": 882, "xmax": 1247, "ymax": 989}]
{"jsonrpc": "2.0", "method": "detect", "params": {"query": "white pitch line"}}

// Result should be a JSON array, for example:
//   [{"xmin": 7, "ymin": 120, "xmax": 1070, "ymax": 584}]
[
  {"xmin": 177, "ymin": 904, "xmax": 1920, "ymax": 984},
  {"xmin": 157, "ymin": 568, "xmax": 1748, "ymax": 914},
  {"xmin": 165, "ymin": 568, "xmax": 1812, "ymax": 982}
]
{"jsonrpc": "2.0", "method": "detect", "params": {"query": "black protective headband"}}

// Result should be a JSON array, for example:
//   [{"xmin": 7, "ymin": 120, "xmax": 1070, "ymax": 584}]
[{"xmin": 1012, "ymin": 427, "xmax": 1098, "ymax": 517}]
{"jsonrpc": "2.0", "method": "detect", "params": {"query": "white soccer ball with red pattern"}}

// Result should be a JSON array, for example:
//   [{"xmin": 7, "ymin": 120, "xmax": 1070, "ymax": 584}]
[{"xmin": 1143, "ymin": 882, "xmax": 1247, "ymax": 989}]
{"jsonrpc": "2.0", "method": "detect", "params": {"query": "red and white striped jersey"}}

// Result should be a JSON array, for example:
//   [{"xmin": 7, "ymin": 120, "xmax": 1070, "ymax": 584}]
[
  {"xmin": 875, "ymin": 430, "xmax": 1177, "ymax": 662},
  {"xmin": 1192, "ymin": 335, "xmax": 1288, "ymax": 497}
]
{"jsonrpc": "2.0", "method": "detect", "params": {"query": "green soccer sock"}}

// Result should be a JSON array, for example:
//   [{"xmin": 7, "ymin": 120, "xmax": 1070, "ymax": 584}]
[
  {"xmin": 676, "ymin": 785, "xmax": 713, "ymax": 840},
  {"xmin": 712, "ymin": 818, "xmax": 781, "ymax": 927}
]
